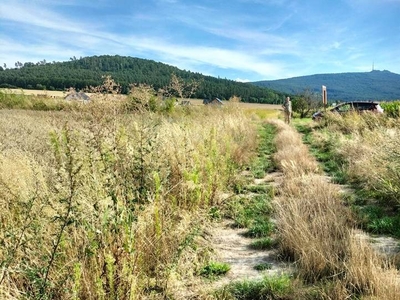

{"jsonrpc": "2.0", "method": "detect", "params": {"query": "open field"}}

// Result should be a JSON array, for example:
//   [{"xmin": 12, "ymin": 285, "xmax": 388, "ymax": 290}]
[
  {"xmin": 4, "ymin": 88, "xmax": 69, "ymax": 98},
  {"xmin": 0, "ymin": 102, "xmax": 263, "ymax": 299},
  {"xmin": 3, "ymin": 88, "xmax": 283, "ymax": 110},
  {"xmin": 1, "ymin": 89, "xmax": 400, "ymax": 298}
]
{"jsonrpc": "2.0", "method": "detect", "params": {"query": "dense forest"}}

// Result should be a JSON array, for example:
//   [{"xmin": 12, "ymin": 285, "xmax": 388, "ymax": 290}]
[
  {"xmin": 0, "ymin": 55, "xmax": 284, "ymax": 103},
  {"xmin": 252, "ymin": 70, "xmax": 400, "ymax": 101}
]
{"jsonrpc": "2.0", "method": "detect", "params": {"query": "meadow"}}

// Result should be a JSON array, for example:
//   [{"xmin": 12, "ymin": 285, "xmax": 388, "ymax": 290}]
[
  {"xmin": 0, "ymin": 88, "xmax": 265, "ymax": 299},
  {"xmin": 1, "ymin": 87, "xmax": 399, "ymax": 299}
]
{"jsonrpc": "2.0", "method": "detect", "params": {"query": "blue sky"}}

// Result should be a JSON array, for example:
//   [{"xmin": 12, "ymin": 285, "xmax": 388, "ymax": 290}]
[{"xmin": 1, "ymin": 0, "xmax": 399, "ymax": 82}]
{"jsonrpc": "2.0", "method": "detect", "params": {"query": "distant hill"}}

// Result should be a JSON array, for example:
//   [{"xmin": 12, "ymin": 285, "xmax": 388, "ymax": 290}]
[
  {"xmin": 0, "ymin": 55, "xmax": 284, "ymax": 103},
  {"xmin": 252, "ymin": 70, "xmax": 400, "ymax": 101}
]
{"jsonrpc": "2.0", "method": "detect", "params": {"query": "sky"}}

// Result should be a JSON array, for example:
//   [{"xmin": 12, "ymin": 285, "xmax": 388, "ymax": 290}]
[{"xmin": 1, "ymin": 0, "xmax": 399, "ymax": 82}]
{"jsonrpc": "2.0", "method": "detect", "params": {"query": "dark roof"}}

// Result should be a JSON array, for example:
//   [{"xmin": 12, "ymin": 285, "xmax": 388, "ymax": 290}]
[
  {"xmin": 203, "ymin": 97, "xmax": 223, "ymax": 105},
  {"xmin": 65, "ymin": 91, "xmax": 90, "ymax": 101}
]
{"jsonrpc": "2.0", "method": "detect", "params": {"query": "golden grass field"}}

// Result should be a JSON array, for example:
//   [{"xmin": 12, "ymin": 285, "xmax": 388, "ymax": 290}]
[
  {"xmin": 5, "ymin": 88, "xmax": 283, "ymax": 109},
  {"xmin": 6, "ymin": 88, "xmax": 69, "ymax": 97},
  {"xmin": 1, "ymin": 87, "xmax": 400, "ymax": 299}
]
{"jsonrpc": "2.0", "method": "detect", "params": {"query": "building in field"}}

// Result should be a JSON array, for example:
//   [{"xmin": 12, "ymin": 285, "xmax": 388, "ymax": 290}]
[
  {"xmin": 203, "ymin": 97, "xmax": 223, "ymax": 105},
  {"xmin": 64, "ymin": 91, "xmax": 90, "ymax": 102}
]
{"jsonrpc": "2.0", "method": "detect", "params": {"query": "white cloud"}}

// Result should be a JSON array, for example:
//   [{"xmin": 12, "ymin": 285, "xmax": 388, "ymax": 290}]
[
  {"xmin": 1, "ymin": 0, "xmax": 399, "ymax": 80},
  {"xmin": 235, "ymin": 78, "xmax": 251, "ymax": 82},
  {"xmin": 0, "ymin": 2, "xmax": 94, "ymax": 34}
]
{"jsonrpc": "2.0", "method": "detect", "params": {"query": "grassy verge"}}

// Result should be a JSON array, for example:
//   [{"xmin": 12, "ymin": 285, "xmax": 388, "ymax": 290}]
[
  {"xmin": 216, "ymin": 275, "xmax": 293, "ymax": 300},
  {"xmin": 300, "ymin": 113, "xmax": 400, "ymax": 239},
  {"xmin": 273, "ymin": 119, "xmax": 399, "ymax": 299},
  {"xmin": 295, "ymin": 121, "xmax": 349, "ymax": 184}
]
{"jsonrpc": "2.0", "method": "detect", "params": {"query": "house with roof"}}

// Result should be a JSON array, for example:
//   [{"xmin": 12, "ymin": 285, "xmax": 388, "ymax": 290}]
[
  {"xmin": 203, "ymin": 97, "xmax": 223, "ymax": 106},
  {"xmin": 64, "ymin": 91, "xmax": 90, "ymax": 102}
]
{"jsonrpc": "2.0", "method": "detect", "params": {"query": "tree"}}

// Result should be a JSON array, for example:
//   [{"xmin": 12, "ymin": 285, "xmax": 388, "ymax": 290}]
[
  {"xmin": 24, "ymin": 62, "xmax": 35, "ymax": 68},
  {"xmin": 166, "ymin": 73, "xmax": 202, "ymax": 100},
  {"xmin": 0, "ymin": 55, "xmax": 283, "ymax": 102},
  {"xmin": 292, "ymin": 89, "xmax": 322, "ymax": 118},
  {"xmin": 15, "ymin": 61, "xmax": 23, "ymax": 69}
]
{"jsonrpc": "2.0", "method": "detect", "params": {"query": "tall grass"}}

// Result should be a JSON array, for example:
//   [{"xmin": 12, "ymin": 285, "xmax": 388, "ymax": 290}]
[
  {"xmin": 0, "ymin": 93, "xmax": 258, "ymax": 298},
  {"xmin": 272, "ymin": 120, "xmax": 400, "ymax": 299},
  {"xmin": 312, "ymin": 112, "xmax": 400, "ymax": 236}
]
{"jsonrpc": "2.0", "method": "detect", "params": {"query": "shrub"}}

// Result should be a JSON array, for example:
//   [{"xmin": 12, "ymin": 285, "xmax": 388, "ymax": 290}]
[{"xmin": 381, "ymin": 100, "xmax": 400, "ymax": 118}]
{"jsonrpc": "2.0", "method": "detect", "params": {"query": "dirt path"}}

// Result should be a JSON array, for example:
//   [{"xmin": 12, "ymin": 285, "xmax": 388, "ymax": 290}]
[
  {"xmin": 207, "ymin": 172, "xmax": 292, "ymax": 290},
  {"xmin": 209, "ymin": 219, "xmax": 290, "ymax": 288}
]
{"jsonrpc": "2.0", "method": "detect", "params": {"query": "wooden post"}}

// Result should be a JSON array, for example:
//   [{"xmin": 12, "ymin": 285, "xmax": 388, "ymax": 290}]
[{"xmin": 322, "ymin": 85, "xmax": 327, "ymax": 111}]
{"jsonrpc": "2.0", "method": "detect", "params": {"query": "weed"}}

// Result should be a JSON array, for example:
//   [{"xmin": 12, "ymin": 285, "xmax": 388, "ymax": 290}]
[
  {"xmin": 367, "ymin": 217, "xmax": 395, "ymax": 234},
  {"xmin": 224, "ymin": 193, "xmax": 273, "ymax": 234},
  {"xmin": 217, "ymin": 275, "xmax": 292, "ymax": 299},
  {"xmin": 253, "ymin": 262, "xmax": 272, "ymax": 271},
  {"xmin": 244, "ymin": 219, "xmax": 274, "ymax": 238},
  {"xmin": 200, "ymin": 261, "xmax": 231, "ymax": 278},
  {"xmin": 249, "ymin": 124, "xmax": 277, "ymax": 178},
  {"xmin": 244, "ymin": 184, "xmax": 270, "ymax": 194},
  {"xmin": 208, "ymin": 206, "xmax": 222, "ymax": 220},
  {"xmin": 250, "ymin": 237, "xmax": 275, "ymax": 250}
]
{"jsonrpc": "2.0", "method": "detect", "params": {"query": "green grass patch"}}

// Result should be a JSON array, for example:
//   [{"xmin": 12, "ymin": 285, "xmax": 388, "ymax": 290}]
[
  {"xmin": 200, "ymin": 261, "xmax": 231, "ymax": 279},
  {"xmin": 254, "ymin": 263, "xmax": 273, "ymax": 271},
  {"xmin": 250, "ymin": 237, "xmax": 275, "ymax": 250},
  {"xmin": 243, "ymin": 184, "xmax": 271, "ymax": 194},
  {"xmin": 298, "ymin": 125, "xmax": 349, "ymax": 184},
  {"xmin": 356, "ymin": 205, "xmax": 400, "ymax": 237},
  {"xmin": 216, "ymin": 275, "xmax": 293, "ymax": 299},
  {"xmin": 249, "ymin": 123, "xmax": 277, "ymax": 179},
  {"xmin": 244, "ymin": 219, "xmax": 274, "ymax": 238},
  {"xmin": 224, "ymin": 194, "xmax": 273, "ymax": 231}
]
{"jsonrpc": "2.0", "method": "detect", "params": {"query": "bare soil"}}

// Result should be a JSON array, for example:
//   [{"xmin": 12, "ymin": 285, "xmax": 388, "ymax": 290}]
[
  {"xmin": 208, "ymin": 172, "xmax": 291, "ymax": 291},
  {"xmin": 209, "ymin": 219, "xmax": 290, "ymax": 288}
]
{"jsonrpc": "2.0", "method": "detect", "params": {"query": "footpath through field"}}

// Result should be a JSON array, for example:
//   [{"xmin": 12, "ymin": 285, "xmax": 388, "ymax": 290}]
[{"xmin": 196, "ymin": 119, "xmax": 400, "ymax": 299}]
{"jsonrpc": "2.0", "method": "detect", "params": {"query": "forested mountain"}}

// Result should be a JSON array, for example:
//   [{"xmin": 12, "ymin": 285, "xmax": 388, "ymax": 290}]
[
  {"xmin": 252, "ymin": 70, "xmax": 400, "ymax": 101},
  {"xmin": 0, "ymin": 55, "xmax": 284, "ymax": 103}
]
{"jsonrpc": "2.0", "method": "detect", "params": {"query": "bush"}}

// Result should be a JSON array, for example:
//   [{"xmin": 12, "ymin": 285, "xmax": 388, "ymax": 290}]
[{"xmin": 381, "ymin": 101, "xmax": 400, "ymax": 118}]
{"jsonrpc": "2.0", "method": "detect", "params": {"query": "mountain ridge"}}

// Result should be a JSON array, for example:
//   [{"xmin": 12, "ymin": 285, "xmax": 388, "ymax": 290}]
[
  {"xmin": 1, "ymin": 55, "xmax": 399, "ymax": 102},
  {"xmin": 0, "ymin": 55, "xmax": 284, "ymax": 103},
  {"xmin": 252, "ymin": 70, "xmax": 400, "ymax": 101}
]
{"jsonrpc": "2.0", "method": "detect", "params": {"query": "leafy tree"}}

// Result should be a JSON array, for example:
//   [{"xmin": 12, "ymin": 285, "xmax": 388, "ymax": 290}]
[{"xmin": 292, "ymin": 89, "xmax": 322, "ymax": 118}]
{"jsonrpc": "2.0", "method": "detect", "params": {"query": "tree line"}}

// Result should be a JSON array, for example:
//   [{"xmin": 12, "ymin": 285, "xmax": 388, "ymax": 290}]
[{"xmin": 0, "ymin": 55, "xmax": 285, "ymax": 103}]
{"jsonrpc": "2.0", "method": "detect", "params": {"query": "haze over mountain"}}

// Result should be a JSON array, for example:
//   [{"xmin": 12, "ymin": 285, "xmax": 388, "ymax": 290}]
[{"xmin": 252, "ymin": 70, "xmax": 400, "ymax": 101}]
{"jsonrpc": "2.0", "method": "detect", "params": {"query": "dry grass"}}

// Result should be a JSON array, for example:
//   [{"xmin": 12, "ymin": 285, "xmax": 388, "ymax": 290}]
[
  {"xmin": 0, "ymin": 97, "xmax": 259, "ymax": 299},
  {"xmin": 4, "ymin": 88, "xmax": 68, "ymax": 98},
  {"xmin": 316, "ymin": 112, "xmax": 400, "ymax": 205},
  {"xmin": 271, "ymin": 119, "xmax": 400, "ymax": 299},
  {"xmin": 271, "ymin": 120, "xmax": 320, "ymax": 177}
]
